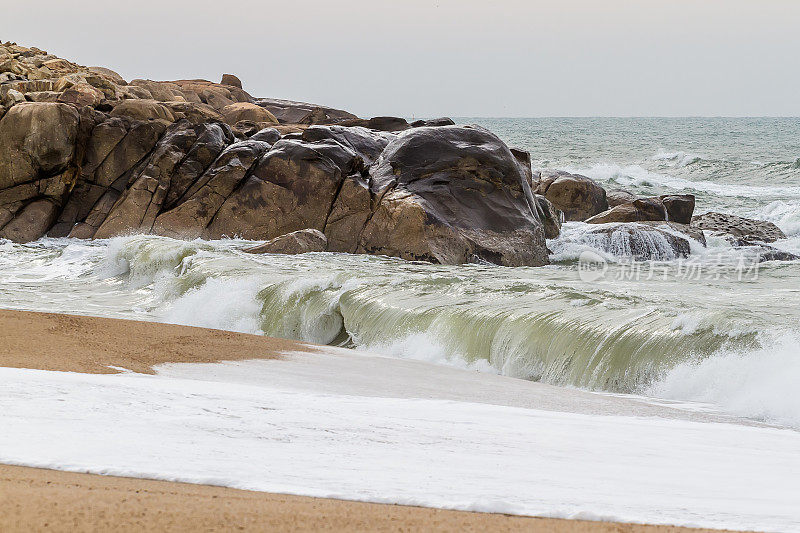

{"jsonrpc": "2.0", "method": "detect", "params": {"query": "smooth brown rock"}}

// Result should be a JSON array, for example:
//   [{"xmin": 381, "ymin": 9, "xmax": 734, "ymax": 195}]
[
  {"xmin": 221, "ymin": 102, "xmax": 278, "ymax": 126},
  {"xmin": 366, "ymin": 116, "xmax": 409, "ymax": 132},
  {"xmin": 536, "ymin": 171, "xmax": 608, "ymax": 221},
  {"xmin": 0, "ymin": 199, "xmax": 58, "ymax": 242},
  {"xmin": 220, "ymin": 74, "xmax": 242, "ymax": 89},
  {"xmin": 243, "ymin": 228, "xmax": 327, "ymax": 255},
  {"xmin": 585, "ymin": 197, "xmax": 667, "ymax": 224},
  {"xmin": 90, "ymin": 119, "xmax": 168, "ymax": 187},
  {"xmin": 255, "ymin": 98, "xmax": 357, "ymax": 125},
  {"xmin": 88, "ymin": 66, "xmax": 127, "ymax": 85},
  {"xmin": 206, "ymin": 138, "xmax": 348, "ymax": 240}
]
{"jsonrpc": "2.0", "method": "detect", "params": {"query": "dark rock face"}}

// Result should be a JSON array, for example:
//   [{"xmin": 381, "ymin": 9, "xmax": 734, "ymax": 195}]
[
  {"xmin": 661, "ymin": 194, "xmax": 695, "ymax": 224},
  {"xmin": 366, "ymin": 116, "xmax": 410, "ymax": 132},
  {"xmin": 536, "ymin": 171, "xmax": 608, "ymax": 221},
  {"xmin": 360, "ymin": 126, "xmax": 548, "ymax": 266},
  {"xmin": 254, "ymin": 98, "xmax": 357, "ymax": 125},
  {"xmin": 534, "ymin": 194, "xmax": 562, "ymax": 239},
  {"xmin": 243, "ymin": 228, "xmax": 327, "ymax": 255},
  {"xmin": 410, "ymin": 117, "xmax": 455, "ymax": 127},
  {"xmin": 691, "ymin": 212, "xmax": 786, "ymax": 244}
]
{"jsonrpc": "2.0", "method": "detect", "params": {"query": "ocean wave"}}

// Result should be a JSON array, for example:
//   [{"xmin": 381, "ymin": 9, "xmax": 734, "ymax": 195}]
[
  {"xmin": 748, "ymin": 200, "xmax": 800, "ymax": 237},
  {"xmin": 652, "ymin": 151, "xmax": 703, "ymax": 167},
  {"xmin": 561, "ymin": 162, "xmax": 800, "ymax": 199},
  {"xmin": 646, "ymin": 332, "xmax": 800, "ymax": 429}
]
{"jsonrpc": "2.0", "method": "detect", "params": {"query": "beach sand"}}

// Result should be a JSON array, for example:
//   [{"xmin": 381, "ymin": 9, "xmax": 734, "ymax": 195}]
[{"xmin": 0, "ymin": 309, "xmax": 734, "ymax": 533}]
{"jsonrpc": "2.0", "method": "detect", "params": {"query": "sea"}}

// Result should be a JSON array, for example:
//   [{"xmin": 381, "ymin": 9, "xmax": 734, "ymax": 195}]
[{"xmin": 1, "ymin": 117, "xmax": 799, "ymax": 427}]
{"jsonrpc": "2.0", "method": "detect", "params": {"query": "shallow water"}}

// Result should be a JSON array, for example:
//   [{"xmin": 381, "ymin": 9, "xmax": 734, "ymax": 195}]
[{"xmin": 1, "ymin": 117, "xmax": 798, "ymax": 427}]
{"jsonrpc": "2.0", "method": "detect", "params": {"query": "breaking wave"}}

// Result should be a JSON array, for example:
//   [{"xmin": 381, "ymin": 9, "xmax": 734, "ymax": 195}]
[
  {"xmin": 647, "ymin": 332, "xmax": 800, "ymax": 429},
  {"xmin": 563, "ymin": 162, "xmax": 800, "ymax": 200}
]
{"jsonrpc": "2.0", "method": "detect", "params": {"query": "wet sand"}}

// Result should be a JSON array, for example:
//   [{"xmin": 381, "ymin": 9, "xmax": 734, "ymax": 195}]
[{"xmin": 0, "ymin": 309, "xmax": 735, "ymax": 532}]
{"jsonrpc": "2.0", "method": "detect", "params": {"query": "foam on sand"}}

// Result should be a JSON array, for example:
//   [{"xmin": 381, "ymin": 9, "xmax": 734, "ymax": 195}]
[{"xmin": 1, "ymin": 352, "xmax": 799, "ymax": 532}]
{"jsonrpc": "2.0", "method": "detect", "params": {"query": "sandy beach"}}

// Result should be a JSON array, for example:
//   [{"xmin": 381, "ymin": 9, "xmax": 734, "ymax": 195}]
[{"xmin": 0, "ymin": 309, "xmax": 736, "ymax": 533}]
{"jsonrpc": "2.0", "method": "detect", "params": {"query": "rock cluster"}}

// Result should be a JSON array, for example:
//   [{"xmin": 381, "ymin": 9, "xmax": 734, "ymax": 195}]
[
  {"xmin": 0, "ymin": 42, "xmax": 548, "ymax": 266},
  {"xmin": 1, "ymin": 42, "xmax": 793, "ymax": 265}
]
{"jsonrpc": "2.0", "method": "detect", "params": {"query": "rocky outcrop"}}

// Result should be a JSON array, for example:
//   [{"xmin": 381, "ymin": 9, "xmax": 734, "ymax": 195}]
[
  {"xmin": 243, "ymin": 228, "xmax": 327, "ymax": 255},
  {"xmin": 2, "ymin": 41, "xmax": 564, "ymax": 266},
  {"xmin": 691, "ymin": 212, "xmax": 786, "ymax": 244},
  {"xmin": 359, "ymin": 126, "xmax": 548, "ymax": 266},
  {"xmin": 535, "ymin": 171, "xmax": 608, "ymax": 221}
]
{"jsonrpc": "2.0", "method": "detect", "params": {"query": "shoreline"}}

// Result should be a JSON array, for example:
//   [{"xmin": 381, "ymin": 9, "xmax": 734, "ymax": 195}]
[
  {"xmin": 0, "ymin": 309, "xmax": 739, "ymax": 532},
  {"xmin": 0, "ymin": 464, "xmax": 729, "ymax": 533}
]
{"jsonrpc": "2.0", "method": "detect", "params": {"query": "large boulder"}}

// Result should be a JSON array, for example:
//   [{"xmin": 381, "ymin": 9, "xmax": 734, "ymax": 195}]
[
  {"xmin": 536, "ymin": 171, "xmax": 608, "ymax": 221},
  {"xmin": 57, "ymin": 82, "xmax": 105, "ymax": 107},
  {"xmin": 691, "ymin": 211, "xmax": 786, "ymax": 245},
  {"xmin": 243, "ymin": 228, "xmax": 327, "ymax": 255},
  {"xmin": 586, "ymin": 194, "xmax": 696, "ymax": 225},
  {"xmin": 220, "ymin": 74, "xmax": 242, "ymax": 89},
  {"xmin": 94, "ymin": 120, "xmax": 231, "ymax": 238},
  {"xmin": 0, "ymin": 102, "xmax": 79, "ymax": 189},
  {"xmin": 221, "ymin": 102, "xmax": 278, "ymax": 126},
  {"xmin": 0, "ymin": 199, "xmax": 59, "ymax": 243},
  {"xmin": 359, "ymin": 125, "xmax": 548, "ymax": 266},
  {"xmin": 661, "ymin": 194, "xmax": 695, "ymax": 224}
]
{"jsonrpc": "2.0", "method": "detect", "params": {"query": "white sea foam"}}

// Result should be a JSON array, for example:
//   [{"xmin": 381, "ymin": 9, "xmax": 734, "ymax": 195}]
[
  {"xmin": 750, "ymin": 200, "xmax": 800, "ymax": 237},
  {"xmin": 648, "ymin": 333, "xmax": 800, "ymax": 429},
  {"xmin": 160, "ymin": 276, "xmax": 265, "ymax": 335},
  {"xmin": 1, "ymin": 365, "xmax": 799, "ymax": 531},
  {"xmin": 360, "ymin": 332, "xmax": 498, "ymax": 374}
]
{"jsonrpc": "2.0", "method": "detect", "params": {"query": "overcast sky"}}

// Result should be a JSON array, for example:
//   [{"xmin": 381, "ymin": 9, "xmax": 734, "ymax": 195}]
[{"xmin": 4, "ymin": 1, "xmax": 800, "ymax": 118}]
